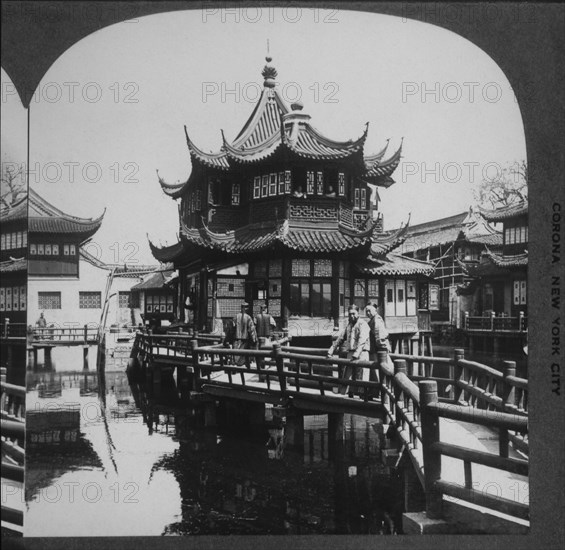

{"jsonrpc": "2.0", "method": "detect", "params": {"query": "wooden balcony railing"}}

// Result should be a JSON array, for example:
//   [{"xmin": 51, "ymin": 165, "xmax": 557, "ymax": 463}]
[{"xmin": 464, "ymin": 311, "xmax": 527, "ymax": 332}]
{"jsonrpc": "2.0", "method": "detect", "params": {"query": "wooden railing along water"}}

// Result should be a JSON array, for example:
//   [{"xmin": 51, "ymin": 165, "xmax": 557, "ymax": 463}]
[{"xmin": 132, "ymin": 332, "xmax": 529, "ymax": 527}]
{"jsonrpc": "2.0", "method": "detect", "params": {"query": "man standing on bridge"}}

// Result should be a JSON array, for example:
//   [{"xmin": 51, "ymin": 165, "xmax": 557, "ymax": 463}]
[
  {"xmin": 327, "ymin": 304, "xmax": 370, "ymax": 395},
  {"xmin": 365, "ymin": 301, "xmax": 390, "ymax": 384},
  {"xmin": 233, "ymin": 302, "xmax": 257, "ymax": 366}
]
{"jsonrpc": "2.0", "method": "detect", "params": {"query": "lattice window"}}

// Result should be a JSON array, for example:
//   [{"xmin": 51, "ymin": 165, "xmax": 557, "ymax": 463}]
[
  {"xmin": 354, "ymin": 188, "xmax": 360, "ymax": 209},
  {"xmin": 217, "ymin": 298, "xmax": 243, "ymax": 318},
  {"xmin": 45, "ymin": 244, "xmax": 52, "ymax": 255},
  {"xmin": 313, "ymin": 259, "xmax": 332, "ymax": 277},
  {"xmin": 316, "ymin": 172, "xmax": 324, "ymax": 194},
  {"xmin": 269, "ymin": 173, "xmax": 277, "ymax": 196},
  {"xmin": 268, "ymin": 299, "xmax": 281, "ymax": 317},
  {"xmin": 195, "ymin": 190, "xmax": 202, "ymax": 210},
  {"xmin": 361, "ymin": 188, "xmax": 367, "ymax": 209},
  {"xmin": 30, "ymin": 244, "xmax": 37, "ymax": 255},
  {"xmin": 15, "ymin": 232, "xmax": 22, "ymax": 248},
  {"xmin": 261, "ymin": 175, "xmax": 269, "ymax": 197},
  {"xmin": 79, "ymin": 291, "xmax": 101, "ymax": 309},
  {"xmin": 217, "ymin": 278, "xmax": 246, "ymax": 296},
  {"xmin": 278, "ymin": 172, "xmax": 285, "ymax": 194},
  {"xmin": 254, "ymin": 261, "xmax": 267, "ymax": 278},
  {"xmin": 0, "ymin": 234, "xmax": 5, "ymax": 250},
  {"xmin": 69, "ymin": 244, "xmax": 76, "ymax": 255},
  {"xmin": 338, "ymin": 173, "xmax": 345, "ymax": 196},
  {"xmin": 38, "ymin": 244, "xmax": 45, "ymax": 254},
  {"xmin": 285, "ymin": 170, "xmax": 292, "ymax": 193},
  {"xmin": 269, "ymin": 279, "xmax": 282, "ymax": 297},
  {"xmin": 12, "ymin": 287, "xmax": 19, "ymax": 311},
  {"xmin": 52, "ymin": 244, "xmax": 59, "ymax": 255},
  {"xmin": 145, "ymin": 294, "xmax": 174, "ymax": 313},
  {"xmin": 368, "ymin": 280, "xmax": 379, "ymax": 301},
  {"xmin": 5, "ymin": 288, "xmax": 12, "ymax": 311},
  {"xmin": 232, "ymin": 183, "xmax": 240, "ymax": 205},
  {"xmin": 119, "ymin": 292, "xmax": 131, "ymax": 309},
  {"xmin": 306, "ymin": 171, "xmax": 315, "ymax": 194},
  {"xmin": 39, "ymin": 292, "xmax": 61, "ymax": 310},
  {"xmin": 0, "ymin": 288, "xmax": 4, "ymax": 310},
  {"xmin": 269, "ymin": 259, "xmax": 282, "ymax": 277},
  {"xmin": 253, "ymin": 177, "xmax": 261, "ymax": 199},
  {"xmin": 291, "ymin": 259, "xmax": 311, "ymax": 277}
]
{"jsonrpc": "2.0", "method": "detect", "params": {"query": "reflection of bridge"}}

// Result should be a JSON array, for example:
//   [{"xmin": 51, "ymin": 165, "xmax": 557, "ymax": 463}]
[{"xmin": 132, "ymin": 333, "xmax": 529, "ymax": 534}]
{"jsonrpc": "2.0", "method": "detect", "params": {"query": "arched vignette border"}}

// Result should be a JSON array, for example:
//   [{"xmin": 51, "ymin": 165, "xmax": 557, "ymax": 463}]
[{"xmin": 1, "ymin": 2, "xmax": 563, "ymax": 549}]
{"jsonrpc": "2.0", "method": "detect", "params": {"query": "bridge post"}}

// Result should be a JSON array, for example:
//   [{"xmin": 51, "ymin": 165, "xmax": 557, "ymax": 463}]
[
  {"xmin": 83, "ymin": 345, "xmax": 89, "ymax": 369},
  {"xmin": 83, "ymin": 324, "xmax": 88, "ymax": 344},
  {"xmin": 4, "ymin": 317, "xmax": 9, "ymax": 338},
  {"xmin": 499, "ymin": 360, "xmax": 517, "ymax": 458},
  {"xmin": 44, "ymin": 346, "xmax": 52, "ymax": 369},
  {"xmin": 419, "ymin": 380, "xmax": 443, "ymax": 519},
  {"xmin": 272, "ymin": 342, "xmax": 286, "ymax": 393},
  {"xmin": 191, "ymin": 339, "xmax": 202, "ymax": 392},
  {"xmin": 327, "ymin": 412, "xmax": 344, "ymax": 460},
  {"xmin": 453, "ymin": 348, "xmax": 465, "ymax": 404},
  {"xmin": 394, "ymin": 359, "xmax": 407, "ymax": 429},
  {"xmin": 377, "ymin": 351, "xmax": 390, "ymax": 409}
]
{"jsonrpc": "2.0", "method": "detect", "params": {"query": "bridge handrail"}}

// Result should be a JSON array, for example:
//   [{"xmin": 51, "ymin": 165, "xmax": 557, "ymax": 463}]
[{"xmin": 419, "ymin": 379, "xmax": 529, "ymax": 521}]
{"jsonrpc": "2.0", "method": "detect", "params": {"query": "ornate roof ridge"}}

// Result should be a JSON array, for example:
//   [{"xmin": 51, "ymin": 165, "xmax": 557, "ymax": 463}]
[
  {"xmin": 157, "ymin": 169, "xmax": 188, "ymax": 198},
  {"xmin": 0, "ymin": 192, "xmax": 27, "ymax": 222},
  {"xmin": 364, "ymin": 139, "xmax": 390, "ymax": 168},
  {"xmin": 184, "ymin": 126, "xmax": 229, "ymax": 170},
  {"xmin": 29, "ymin": 187, "xmax": 105, "ymax": 224},
  {"xmin": 478, "ymin": 200, "xmax": 528, "ymax": 222}
]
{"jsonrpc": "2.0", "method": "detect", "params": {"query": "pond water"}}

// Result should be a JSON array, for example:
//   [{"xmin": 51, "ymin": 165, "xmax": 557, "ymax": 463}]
[{"xmin": 24, "ymin": 345, "xmax": 404, "ymax": 537}]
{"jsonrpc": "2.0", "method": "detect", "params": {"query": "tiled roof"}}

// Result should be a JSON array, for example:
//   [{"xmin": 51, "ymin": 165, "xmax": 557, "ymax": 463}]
[
  {"xmin": 400, "ymin": 209, "xmax": 501, "ymax": 253},
  {"xmin": 464, "ymin": 250, "xmax": 528, "ymax": 277},
  {"xmin": 0, "ymin": 194, "xmax": 27, "ymax": 224},
  {"xmin": 157, "ymin": 171, "xmax": 187, "ymax": 199},
  {"xmin": 355, "ymin": 253, "xmax": 434, "ymax": 276},
  {"xmin": 161, "ymin": 61, "xmax": 400, "ymax": 197},
  {"xmin": 28, "ymin": 188, "xmax": 104, "ymax": 240},
  {"xmin": 130, "ymin": 269, "xmax": 176, "ymax": 291},
  {"xmin": 479, "ymin": 201, "xmax": 528, "ymax": 222},
  {"xmin": 0, "ymin": 257, "xmax": 26, "ymax": 273},
  {"xmin": 150, "ymin": 219, "xmax": 408, "ymax": 261},
  {"xmin": 484, "ymin": 250, "xmax": 528, "ymax": 267}
]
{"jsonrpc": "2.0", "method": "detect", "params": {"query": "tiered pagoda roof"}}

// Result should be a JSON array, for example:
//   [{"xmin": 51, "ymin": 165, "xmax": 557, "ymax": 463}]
[
  {"xmin": 28, "ymin": 188, "xmax": 105, "ymax": 242},
  {"xmin": 356, "ymin": 253, "xmax": 434, "ymax": 277},
  {"xmin": 478, "ymin": 200, "xmax": 528, "ymax": 222},
  {"xmin": 458, "ymin": 249, "xmax": 528, "ymax": 279},
  {"xmin": 150, "ymin": 218, "xmax": 410, "ymax": 263},
  {"xmin": 400, "ymin": 207, "xmax": 502, "ymax": 254},
  {"xmin": 158, "ymin": 57, "xmax": 402, "ymax": 199}
]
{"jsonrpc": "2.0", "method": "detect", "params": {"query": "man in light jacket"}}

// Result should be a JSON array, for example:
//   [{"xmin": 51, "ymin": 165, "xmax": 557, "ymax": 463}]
[{"xmin": 327, "ymin": 304, "xmax": 370, "ymax": 395}]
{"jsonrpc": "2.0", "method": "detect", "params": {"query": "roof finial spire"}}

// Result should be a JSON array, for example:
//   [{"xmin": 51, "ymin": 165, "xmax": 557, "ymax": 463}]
[{"xmin": 262, "ymin": 45, "xmax": 277, "ymax": 88}]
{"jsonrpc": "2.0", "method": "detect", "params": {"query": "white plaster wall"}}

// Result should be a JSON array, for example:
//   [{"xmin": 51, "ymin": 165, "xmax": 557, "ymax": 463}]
[{"xmin": 28, "ymin": 258, "xmax": 145, "ymax": 330}]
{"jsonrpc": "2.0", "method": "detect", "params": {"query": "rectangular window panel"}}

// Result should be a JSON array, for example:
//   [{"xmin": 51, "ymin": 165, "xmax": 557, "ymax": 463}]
[
  {"xmin": 12, "ymin": 287, "xmax": 19, "ymax": 311},
  {"xmin": 520, "ymin": 280, "xmax": 527, "ymax": 304},
  {"xmin": 38, "ymin": 244, "xmax": 45, "ymax": 255},
  {"xmin": 289, "ymin": 282, "xmax": 301, "ymax": 316},
  {"xmin": 513, "ymin": 281, "xmax": 520, "ymax": 305},
  {"xmin": 118, "ymin": 292, "xmax": 131, "ymax": 309},
  {"xmin": 52, "ymin": 244, "xmax": 59, "ymax": 255},
  {"xmin": 253, "ymin": 177, "xmax": 261, "ymax": 199},
  {"xmin": 63, "ymin": 244, "xmax": 69, "ymax": 255},
  {"xmin": 338, "ymin": 172, "xmax": 345, "ymax": 196},
  {"xmin": 269, "ymin": 259, "xmax": 282, "ymax": 278},
  {"xmin": 22, "ymin": 231, "xmax": 27, "ymax": 247},
  {"xmin": 504, "ymin": 227, "xmax": 510, "ymax": 245},
  {"xmin": 306, "ymin": 171, "xmax": 315, "ymax": 195},
  {"xmin": 313, "ymin": 259, "xmax": 332, "ymax": 277},
  {"xmin": 45, "ymin": 244, "xmax": 52, "ymax": 255},
  {"xmin": 361, "ymin": 188, "xmax": 367, "ymax": 209},
  {"xmin": 291, "ymin": 259, "xmax": 310, "ymax": 277},
  {"xmin": 195, "ymin": 190, "xmax": 201, "ymax": 210},
  {"xmin": 285, "ymin": 170, "xmax": 292, "ymax": 193},
  {"xmin": 39, "ymin": 291, "xmax": 61, "ymax": 310},
  {"xmin": 261, "ymin": 175, "xmax": 269, "ymax": 197},
  {"xmin": 20, "ymin": 286, "xmax": 26, "ymax": 310},
  {"xmin": 6, "ymin": 288, "xmax": 12, "ymax": 311},
  {"xmin": 79, "ymin": 291, "xmax": 101, "ymax": 309},
  {"xmin": 232, "ymin": 183, "xmax": 240, "ymax": 205},
  {"xmin": 525, "ymin": 226, "xmax": 528, "ymax": 242},
  {"xmin": 316, "ymin": 172, "xmax": 323, "ymax": 194},
  {"xmin": 354, "ymin": 188, "xmax": 360, "ymax": 209},
  {"xmin": 354, "ymin": 278, "xmax": 366, "ymax": 298},
  {"xmin": 368, "ymin": 280, "xmax": 379, "ymax": 301},
  {"xmin": 269, "ymin": 173, "xmax": 277, "ymax": 196},
  {"xmin": 300, "ymin": 282, "xmax": 310, "ymax": 315},
  {"xmin": 278, "ymin": 172, "xmax": 285, "ymax": 194},
  {"xmin": 254, "ymin": 260, "xmax": 267, "ymax": 278},
  {"xmin": 312, "ymin": 282, "xmax": 331, "ymax": 316},
  {"xmin": 269, "ymin": 279, "xmax": 282, "ymax": 297},
  {"xmin": 16, "ymin": 232, "xmax": 22, "ymax": 248},
  {"xmin": 30, "ymin": 243, "xmax": 37, "ymax": 255},
  {"xmin": 70, "ymin": 245, "xmax": 76, "ymax": 255},
  {"xmin": 0, "ymin": 288, "xmax": 4, "ymax": 311}
]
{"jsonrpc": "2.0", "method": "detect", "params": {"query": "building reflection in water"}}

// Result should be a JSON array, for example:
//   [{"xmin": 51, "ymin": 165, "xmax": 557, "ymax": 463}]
[{"xmin": 25, "ymin": 346, "xmax": 404, "ymax": 536}]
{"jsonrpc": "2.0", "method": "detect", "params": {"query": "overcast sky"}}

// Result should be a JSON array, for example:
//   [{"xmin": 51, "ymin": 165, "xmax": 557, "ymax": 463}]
[{"xmin": 1, "ymin": 8, "xmax": 526, "ymax": 264}]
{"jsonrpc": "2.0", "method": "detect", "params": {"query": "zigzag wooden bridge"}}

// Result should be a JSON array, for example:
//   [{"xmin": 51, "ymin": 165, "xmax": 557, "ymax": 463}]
[{"xmin": 130, "ymin": 332, "xmax": 529, "ymax": 534}]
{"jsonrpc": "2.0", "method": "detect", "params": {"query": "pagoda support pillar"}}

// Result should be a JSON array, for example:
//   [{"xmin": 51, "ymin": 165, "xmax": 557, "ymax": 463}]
[
  {"xmin": 331, "ymin": 259, "xmax": 340, "ymax": 329},
  {"xmin": 199, "ymin": 266, "xmax": 208, "ymax": 332}
]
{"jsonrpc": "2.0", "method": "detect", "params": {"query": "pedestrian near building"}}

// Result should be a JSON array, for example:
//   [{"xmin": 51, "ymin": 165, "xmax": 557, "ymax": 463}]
[
  {"xmin": 365, "ymin": 301, "xmax": 391, "ymax": 384},
  {"xmin": 255, "ymin": 304, "xmax": 277, "ymax": 340},
  {"xmin": 233, "ymin": 302, "xmax": 257, "ymax": 366},
  {"xmin": 327, "ymin": 304, "xmax": 370, "ymax": 395}
]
